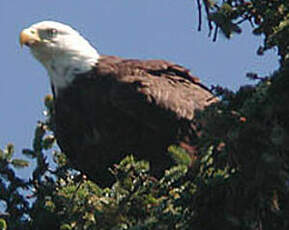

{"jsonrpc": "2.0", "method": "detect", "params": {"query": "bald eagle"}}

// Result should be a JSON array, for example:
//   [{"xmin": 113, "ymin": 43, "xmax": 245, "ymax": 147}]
[{"xmin": 20, "ymin": 21, "xmax": 217, "ymax": 185}]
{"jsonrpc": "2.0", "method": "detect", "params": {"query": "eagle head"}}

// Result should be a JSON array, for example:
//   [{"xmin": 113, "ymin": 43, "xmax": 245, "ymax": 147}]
[{"xmin": 20, "ymin": 21, "xmax": 99, "ymax": 90}]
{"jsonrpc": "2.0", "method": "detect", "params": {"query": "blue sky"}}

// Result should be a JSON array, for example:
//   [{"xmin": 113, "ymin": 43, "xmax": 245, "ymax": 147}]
[{"xmin": 0, "ymin": 0, "xmax": 278, "ymax": 178}]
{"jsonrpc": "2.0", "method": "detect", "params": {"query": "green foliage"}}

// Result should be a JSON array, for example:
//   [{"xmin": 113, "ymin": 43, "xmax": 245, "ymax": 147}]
[
  {"xmin": 209, "ymin": 3, "xmax": 242, "ymax": 38},
  {"xmin": 0, "ymin": 219, "xmax": 7, "ymax": 230},
  {"xmin": 198, "ymin": 0, "xmax": 289, "ymax": 64},
  {"xmin": 0, "ymin": 143, "xmax": 30, "ymax": 229},
  {"xmin": 192, "ymin": 74, "xmax": 289, "ymax": 229},
  {"xmin": 168, "ymin": 145, "xmax": 192, "ymax": 166}
]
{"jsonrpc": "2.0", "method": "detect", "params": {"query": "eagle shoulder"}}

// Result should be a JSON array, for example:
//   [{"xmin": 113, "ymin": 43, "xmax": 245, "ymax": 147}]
[{"xmin": 82, "ymin": 55, "xmax": 217, "ymax": 121}]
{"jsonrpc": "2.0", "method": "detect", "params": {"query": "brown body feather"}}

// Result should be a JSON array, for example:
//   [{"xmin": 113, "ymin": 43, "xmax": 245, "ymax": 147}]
[{"xmin": 53, "ymin": 55, "xmax": 217, "ymax": 185}]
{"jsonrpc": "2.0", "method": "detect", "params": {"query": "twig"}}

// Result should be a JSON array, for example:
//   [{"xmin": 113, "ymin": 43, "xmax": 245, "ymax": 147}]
[
  {"xmin": 213, "ymin": 25, "xmax": 219, "ymax": 42},
  {"xmin": 197, "ymin": 0, "xmax": 202, "ymax": 31},
  {"xmin": 203, "ymin": 0, "xmax": 214, "ymax": 34}
]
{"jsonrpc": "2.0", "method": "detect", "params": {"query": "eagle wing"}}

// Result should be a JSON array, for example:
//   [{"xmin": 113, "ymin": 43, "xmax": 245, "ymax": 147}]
[{"xmin": 90, "ymin": 56, "xmax": 217, "ymax": 124}]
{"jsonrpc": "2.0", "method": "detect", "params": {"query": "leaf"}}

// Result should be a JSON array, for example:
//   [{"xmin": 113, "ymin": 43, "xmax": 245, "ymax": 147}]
[
  {"xmin": 4, "ymin": 144, "xmax": 14, "ymax": 160},
  {"xmin": 11, "ymin": 159, "xmax": 29, "ymax": 169},
  {"xmin": 0, "ymin": 219, "xmax": 7, "ymax": 230},
  {"xmin": 22, "ymin": 149, "xmax": 36, "ymax": 158},
  {"xmin": 44, "ymin": 94, "xmax": 54, "ymax": 108},
  {"xmin": 43, "ymin": 135, "xmax": 55, "ymax": 150},
  {"xmin": 0, "ymin": 149, "xmax": 4, "ymax": 160},
  {"xmin": 60, "ymin": 224, "xmax": 72, "ymax": 230},
  {"xmin": 168, "ymin": 145, "xmax": 192, "ymax": 166}
]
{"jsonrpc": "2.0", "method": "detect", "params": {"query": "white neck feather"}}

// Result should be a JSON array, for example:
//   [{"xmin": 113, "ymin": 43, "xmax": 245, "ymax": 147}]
[{"xmin": 44, "ymin": 50, "xmax": 99, "ymax": 92}]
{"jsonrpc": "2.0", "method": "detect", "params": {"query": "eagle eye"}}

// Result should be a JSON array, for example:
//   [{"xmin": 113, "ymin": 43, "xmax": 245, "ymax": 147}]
[{"xmin": 46, "ymin": 28, "xmax": 58, "ymax": 37}]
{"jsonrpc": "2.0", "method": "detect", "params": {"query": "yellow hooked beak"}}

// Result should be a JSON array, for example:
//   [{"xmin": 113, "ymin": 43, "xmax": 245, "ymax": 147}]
[{"xmin": 19, "ymin": 28, "xmax": 41, "ymax": 47}]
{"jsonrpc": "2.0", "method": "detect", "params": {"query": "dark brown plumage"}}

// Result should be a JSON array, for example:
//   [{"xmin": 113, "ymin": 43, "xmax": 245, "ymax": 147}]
[{"xmin": 53, "ymin": 55, "xmax": 217, "ymax": 185}]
